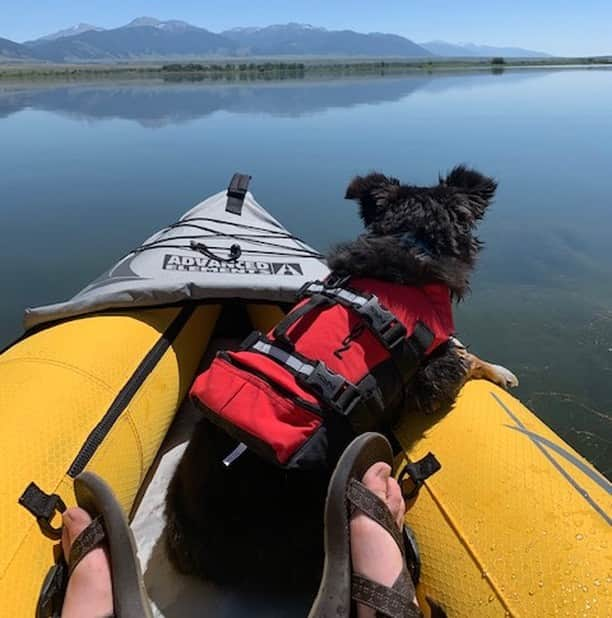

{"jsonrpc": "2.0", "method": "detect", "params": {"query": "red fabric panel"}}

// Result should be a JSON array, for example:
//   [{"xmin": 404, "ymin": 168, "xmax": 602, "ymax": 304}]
[
  {"xmin": 225, "ymin": 351, "xmax": 319, "ymax": 403},
  {"xmin": 276, "ymin": 280, "xmax": 454, "ymax": 384},
  {"xmin": 190, "ymin": 357, "xmax": 321, "ymax": 464},
  {"xmin": 348, "ymin": 279, "xmax": 454, "ymax": 354},
  {"xmin": 285, "ymin": 303, "xmax": 389, "ymax": 384}
]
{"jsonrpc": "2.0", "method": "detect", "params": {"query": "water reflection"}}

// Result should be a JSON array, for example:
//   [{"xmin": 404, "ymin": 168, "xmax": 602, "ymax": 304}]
[
  {"xmin": 1, "ymin": 68, "xmax": 610, "ymax": 475},
  {"xmin": 0, "ymin": 70, "xmax": 542, "ymax": 127}
]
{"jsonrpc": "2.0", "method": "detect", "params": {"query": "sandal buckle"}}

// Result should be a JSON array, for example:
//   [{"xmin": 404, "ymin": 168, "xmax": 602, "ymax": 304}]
[{"xmin": 36, "ymin": 562, "xmax": 67, "ymax": 618}]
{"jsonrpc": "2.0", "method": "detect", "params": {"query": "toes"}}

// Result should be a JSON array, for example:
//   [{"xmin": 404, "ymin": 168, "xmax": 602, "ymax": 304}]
[
  {"xmin": 62, "ymin": 508, "xmax": 94, "ymax": 561},
  {"xmin": 386, "ymin": 478, "xmax": 406, "ymax": 528},
  {"xmin": 361, "ymin": 463, "xmax": 405, "ymax": 528},
  {"xmin": 60, "ymin": 508, "xmax": 114, "ymax": 618},
  {"xmin": 361, "ymin": 462, "xmax": 392, "ymax": 502}
]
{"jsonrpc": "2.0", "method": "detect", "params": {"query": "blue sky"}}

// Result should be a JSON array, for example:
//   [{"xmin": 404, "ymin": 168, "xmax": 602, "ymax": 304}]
[{"xmin": 1, "ymin": 1, "xmax": 610, "ymax": 56}]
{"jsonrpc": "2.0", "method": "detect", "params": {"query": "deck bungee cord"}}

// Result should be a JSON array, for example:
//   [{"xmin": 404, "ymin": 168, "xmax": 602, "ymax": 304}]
[{"xmin": 129, "ymin": 217, "xmax": 325, "ymax": 262}]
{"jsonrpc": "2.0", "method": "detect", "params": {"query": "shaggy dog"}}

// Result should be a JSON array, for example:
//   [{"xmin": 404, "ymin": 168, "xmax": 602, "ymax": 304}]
[{"xmin": 164, "ymin": 166, "xmax": 518, "ymax": 595}]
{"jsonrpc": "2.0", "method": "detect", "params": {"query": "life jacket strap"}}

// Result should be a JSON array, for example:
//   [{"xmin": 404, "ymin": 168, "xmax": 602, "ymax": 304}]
[
  {"xmin": 272, "ymin": 276, "xmax": 435, "ymax": 396},
  {"xmin": 299, "ymin": 279, "xmax": 410, "ymax": 350},
  {"xmin": 272, "ymin": 293, "xmax": 333, "ymax": 347},
  {"xmin": 297, "ymin": 278, "xmax": 435, "ymax": 387},
  {"xmin": 241, "ymin": 332, "xmax": 383, "ymax": 419}
]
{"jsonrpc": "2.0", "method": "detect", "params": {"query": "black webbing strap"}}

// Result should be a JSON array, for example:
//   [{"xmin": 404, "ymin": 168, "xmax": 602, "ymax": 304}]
[
  {"xmin": 299, "ymin": 279, "xmax": 409, "ymax": 350},
  {"xmin": 240, "ymin": 332, "xmax": 383, "ymax": 420},
  {"xmin": 273, "ymin": 294, "xmax": 333, "ymax": 346},
  {"xmin": 225, "ymin": 173, "xmax": 251, "ymax": 215},
  {"xmin": 296, "ymin": 279, "xmax": 435, "ymax": 387},
  {"xmin": 398, "ymin": 321, "xmax": 436, "ymax": 383}
]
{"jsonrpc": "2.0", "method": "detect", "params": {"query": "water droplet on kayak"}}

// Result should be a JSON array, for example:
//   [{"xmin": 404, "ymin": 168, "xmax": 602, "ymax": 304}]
[
  {"xmin": 593, "ymin": 578, "xmax": 601, "ymax": 587},
  {"xmin": 576, "ymin": 533, "xmax": 584, "ymax": 541},
  {"xmin": 488, "ymin": 595, "xmax": 494, "ymax": 602}
]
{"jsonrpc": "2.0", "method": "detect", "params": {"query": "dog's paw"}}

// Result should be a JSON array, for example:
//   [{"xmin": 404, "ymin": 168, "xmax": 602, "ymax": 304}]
[{"xmin": 490, "ymin": 364, "xmax": 519, "ymax": 389}]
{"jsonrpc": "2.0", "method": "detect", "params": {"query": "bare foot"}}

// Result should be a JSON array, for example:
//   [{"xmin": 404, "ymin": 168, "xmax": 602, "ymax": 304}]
[
  {"xmin": 61, "ymin": 507, "xmax": 114, "ymax": 618},
  {"xmin": 350, "ymin": 462, "xmax": 418, "ymax": 617}
]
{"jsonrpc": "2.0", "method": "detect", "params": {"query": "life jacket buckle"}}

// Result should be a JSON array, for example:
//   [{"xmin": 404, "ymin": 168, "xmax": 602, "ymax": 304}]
[
  {"xmin": 359, "ymin": 296, "xmax": 408, "ymax": 349},
  {"xmin": 299, "ymin": 362, "xmax": 362, "ymax": 416}
]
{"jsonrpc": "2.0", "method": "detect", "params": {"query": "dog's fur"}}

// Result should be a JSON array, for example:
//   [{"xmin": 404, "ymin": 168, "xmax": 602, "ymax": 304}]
[{"xmin": 165, "ymin": 166, "xmax": 517, "ymax": 594}]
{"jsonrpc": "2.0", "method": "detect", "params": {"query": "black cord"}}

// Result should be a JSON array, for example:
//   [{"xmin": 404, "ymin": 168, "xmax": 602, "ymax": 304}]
[
  {"xmin": 132, "ymin": 243, "xmax": 323, "ymax": 259},
  {"xmin": 190, "ymin": 241, "xmax": 242, "ymax": 262},
  {"xmin": 127, "ymin": 216, "xmax": 325, "ymax": 261}
]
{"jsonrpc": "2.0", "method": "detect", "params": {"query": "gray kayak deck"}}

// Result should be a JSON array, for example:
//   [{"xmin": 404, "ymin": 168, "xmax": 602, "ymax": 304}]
[{"xmin": 25, "ymin": 179, "xmax": 328, "ymax": 329}]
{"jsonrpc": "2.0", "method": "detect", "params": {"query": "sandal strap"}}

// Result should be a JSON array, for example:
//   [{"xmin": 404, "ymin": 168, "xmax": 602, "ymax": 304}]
[
  {"xmin": 347, "ymin": 479, "xmax": 404, "ymax": 556},
  {"xmin": 68, "ymin": 515, "xmax": 106, "ymax": 578},
  {"xmin": 352, "ymin": 573, "xmax": 423, "ymax": 618}
]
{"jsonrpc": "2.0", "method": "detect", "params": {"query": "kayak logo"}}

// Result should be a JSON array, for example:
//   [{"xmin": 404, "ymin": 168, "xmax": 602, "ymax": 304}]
[{"xmin": 163, "ymin": 254, "xmax": 303, "ymax": 276}]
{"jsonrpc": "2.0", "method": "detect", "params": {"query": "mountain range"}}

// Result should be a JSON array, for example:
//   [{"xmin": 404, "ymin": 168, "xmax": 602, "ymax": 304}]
[
  {"xmin": 1, "ymin": 18, "xmax": 550, "ymax": 63},
  {"xmin": 421, "ymin": 40, "xmax": 549, "ymax": 58}
]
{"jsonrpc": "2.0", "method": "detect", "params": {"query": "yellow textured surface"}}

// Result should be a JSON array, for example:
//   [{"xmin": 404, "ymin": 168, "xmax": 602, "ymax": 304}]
[
  {"xmin": 396, "ymin": 380, "xmax": 611, "ymax": 617},
  {"xmin": 0, "ymin": 304, "xmax": 219, "ymax": 617},
  {"xmin": 247, "ymin": 303, "xmax": 286, "ymax": 332}
]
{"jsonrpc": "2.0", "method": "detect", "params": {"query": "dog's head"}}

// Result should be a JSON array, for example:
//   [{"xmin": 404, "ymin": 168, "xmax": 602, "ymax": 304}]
[{"xmin": 345, "ymin": 165, "xmax": 497, "ymax": 266}]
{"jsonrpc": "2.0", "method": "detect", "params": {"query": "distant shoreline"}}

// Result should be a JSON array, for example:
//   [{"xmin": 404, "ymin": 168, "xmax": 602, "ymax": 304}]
[{"xmin": 1, "ymin": 57, "xmax": 610, "ymax": 81}]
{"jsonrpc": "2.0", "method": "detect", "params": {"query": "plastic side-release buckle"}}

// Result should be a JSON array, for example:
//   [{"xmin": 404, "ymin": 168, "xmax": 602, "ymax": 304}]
[
  {"xmin": 299, "ymin": 362, "xmax": 362, "ymax": 416},
  {"xmin": 355, "ymin": 295, "xmax": 406, "ymax": 350},
  {"xmin": 19, "ymin": 481, "xmax": 67, "ymax": 540},
  {"xmin": 399, "ymin": 452, "xmax": 442, "ymax": 500}
]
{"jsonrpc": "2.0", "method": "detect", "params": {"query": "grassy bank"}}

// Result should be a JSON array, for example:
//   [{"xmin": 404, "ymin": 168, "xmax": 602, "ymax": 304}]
[{"xmin": 1, "ymin": 56, "xmax": 610, "ymax": 81}]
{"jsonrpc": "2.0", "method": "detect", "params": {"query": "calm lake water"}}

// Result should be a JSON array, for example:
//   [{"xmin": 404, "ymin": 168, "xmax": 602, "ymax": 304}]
[{"xmin": 1, "ymin": 68, "xmax": 611, "ymax": 476}]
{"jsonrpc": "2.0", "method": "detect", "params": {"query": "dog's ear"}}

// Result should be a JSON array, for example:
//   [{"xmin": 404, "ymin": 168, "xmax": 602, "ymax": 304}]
[
  {"xmin": 345, "ymin": 172, "xmax": 399, "ymax": 226},
  {"xmin": 441, "ymin": 165, "xmax": 497, "ymax": 220}
]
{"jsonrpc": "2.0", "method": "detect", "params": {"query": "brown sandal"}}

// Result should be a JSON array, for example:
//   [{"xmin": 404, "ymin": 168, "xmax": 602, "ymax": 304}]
[
  {"xmin": 348, "ymin": 478, "xmax": 422, "ymax": 617},
  {"xmin": 36, "ymin": 471, "xmax": 152, "ymax": 618},
  {"xmin": 308, "ymin": 433, "xmax": 430, "ymax": 618}
]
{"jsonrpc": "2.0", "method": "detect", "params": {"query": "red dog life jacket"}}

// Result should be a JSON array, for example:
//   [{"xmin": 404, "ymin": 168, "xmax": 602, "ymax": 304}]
[{"xmin": 190, "ymin": 276, "xmax": 454, "ymax": 470}]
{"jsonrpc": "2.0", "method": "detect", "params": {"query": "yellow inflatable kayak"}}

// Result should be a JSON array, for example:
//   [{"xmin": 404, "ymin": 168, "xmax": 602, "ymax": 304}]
[{"xmin": 1, "ymin": 177, "xmax": 609, "ymax": 617}]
